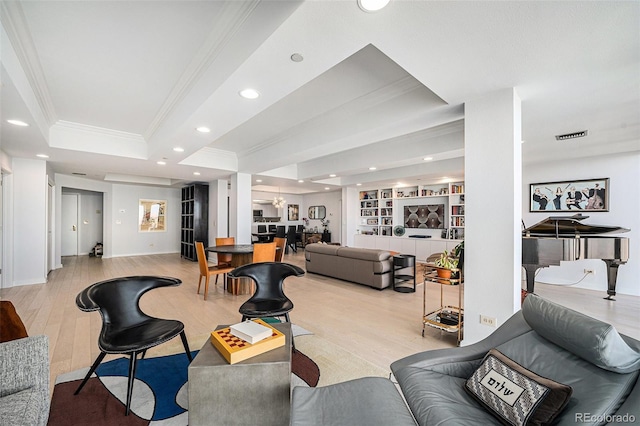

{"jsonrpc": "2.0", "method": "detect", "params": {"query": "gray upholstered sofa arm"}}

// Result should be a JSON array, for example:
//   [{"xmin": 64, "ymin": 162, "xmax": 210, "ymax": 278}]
[
  {"xmin": 0, "ymin": 335, "xmax": 50, "ymax": 426},
  {"xmin": 390, "ymin": 310, "xmax": 532, "ymax": 375}
]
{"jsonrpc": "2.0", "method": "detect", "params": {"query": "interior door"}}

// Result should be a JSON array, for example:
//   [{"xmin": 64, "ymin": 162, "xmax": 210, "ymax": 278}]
[{"xmin": 62, "ymin": 193, "xmax": 78, "ymax": 256}]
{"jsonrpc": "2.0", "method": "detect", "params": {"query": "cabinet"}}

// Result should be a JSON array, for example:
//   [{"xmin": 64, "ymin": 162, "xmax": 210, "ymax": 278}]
[
  {"xmin": 422, "ymin": 264, "xmax": 463, "ymax": 345},
  {"xmin": 393, "ymin": 254, "xmax": 416, "ymax": 293},
  {"xmin": 181, "ymin": 184, "xmax": 209, "ymax": 261}
]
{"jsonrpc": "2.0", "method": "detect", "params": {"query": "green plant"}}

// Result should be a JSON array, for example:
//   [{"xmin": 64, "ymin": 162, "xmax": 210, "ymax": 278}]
[
  {"xmin": 453, "ymin": 240, "xmax": 464, "ymax": 257},
  {"xmin": 434, "ymin": 250, "xmax": 458, "ymax": 269}
]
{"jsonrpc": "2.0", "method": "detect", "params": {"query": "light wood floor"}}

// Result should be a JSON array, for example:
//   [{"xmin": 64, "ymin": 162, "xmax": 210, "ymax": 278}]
[{"xmin": 1, "ymin": 250, "xmax": 638, "ymax": 396}]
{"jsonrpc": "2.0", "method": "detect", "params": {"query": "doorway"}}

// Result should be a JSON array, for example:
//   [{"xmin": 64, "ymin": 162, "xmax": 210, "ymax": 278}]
[{"xmin": 62, "ymin": 193, "xmax": 79, "ymax": 256}]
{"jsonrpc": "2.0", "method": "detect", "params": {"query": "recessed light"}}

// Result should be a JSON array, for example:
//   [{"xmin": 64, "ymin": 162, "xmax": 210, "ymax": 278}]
[
  {"xmin": 329, "ymin": 174, "xmax": 336, "ymax": 178},
  {"xmin": 36, "ymin": 154, "xmax": 49, "ymax": 158},
  {"xmin": 157, "ymin": 161, "xmax": 166, "ymax": 165},
  {"xmin": 256, "ymin": 179, "xmax": 263, "ymax": 183},
  {"xmin": 290, "ymin": 53, "xmax": 304, "ymax": 62},
  {"xmin": 239, "ymin": 88, "xmax": 260, "ymax": 99},
  {"xmin": 173, "ymin": 147, "xmax": 184, "ymax": 152},
  {"xmin": 7, "ymin": 119, "xmax": 29, "ymax": 126},
  {"xmin": 356, "ymin": 183, "xmax": 362, "ymax": 186},
  {"xmin": 196, "ymin": 127, "xmax": 210, "ymax": 133},
  {"xmin": 423, "ymin": 156, "xmax": 433, "ymax": 161},
  {"xmin": 358, "ymin": 0, "xmax": 390, "ymax": 12},
  {"xmin": 298, "ymin": 180, "xmax": 304, "ymax": 183},
  {"xmin": 193, "ymin": 172, "xmax": 201, "ymax": 176},
  {"xmin": 324, "ymin": 187, "xmax": 330, "ymax": 190},
  {"xmin": 369, "ymin": 166, "xmax": 377, "ymax": 171}
]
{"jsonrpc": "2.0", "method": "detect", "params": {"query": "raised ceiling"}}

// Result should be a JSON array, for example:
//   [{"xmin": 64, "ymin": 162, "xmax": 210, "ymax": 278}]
[{"xmin": 1, "ymin": 1, "xmax": 638, "ymax": 194}]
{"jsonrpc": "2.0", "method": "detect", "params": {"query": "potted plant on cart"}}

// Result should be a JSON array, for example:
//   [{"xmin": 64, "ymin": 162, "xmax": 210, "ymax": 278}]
[{"xmin": 434, "ymin": 250, "xmax": 459, "ymax": 279}]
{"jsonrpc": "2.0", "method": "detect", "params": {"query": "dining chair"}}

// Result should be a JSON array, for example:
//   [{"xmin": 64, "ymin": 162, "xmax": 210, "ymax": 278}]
[
  {"xmin": 215, "ymin": 237, "xmax": 234, "ymax": 268},
  {"xmin": 196, "ymin": 241, "xmax": 234, "ymax": 300},
  {"xmin": 276, "ymin": 225, "xmax": 286, "ymax": 238},
  {"xmin": 273, "ymin": 237, "xmax": 286, "ymax": 262},
  {"xmin": 74, "ymin": 276, "xmax": 193, "ymax": 416},
  {"xmin": 253, "ymin": 241, "xmax": 277, "ymax": 263},
  {"xmin": 229, "ymin": 262, "xmax": 305, "ymax": 350},
  {"xmin": 269, "ymin": 224, "xmax": 277, "ymax": 233},
  {"xmin": 286, "ymin": 226, "xmax": 297, "ymax": 253}
]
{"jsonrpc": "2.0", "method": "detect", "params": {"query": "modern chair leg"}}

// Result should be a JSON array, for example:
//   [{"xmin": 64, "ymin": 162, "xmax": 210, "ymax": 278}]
[
  {"xmin": 180, "ymin": 331, "xmax": 193, "ymax": 362},
  {"xmin": 197, "ymin": 275, "xmax": 203, "ymax": 294},
  {"xmin": 125, "ymin": 352, "xmax": 139, "ymax": 416},
  {"xmin": 284, "ymin": 313, "xmax": 296, "ymax": 352},
  {"xmin": 74, "ymin": 351, "xmax": 107, "ymax": 395},
  {"xmin": 140, "ymin": 349, "xmax": 147, "ymax": 359}
]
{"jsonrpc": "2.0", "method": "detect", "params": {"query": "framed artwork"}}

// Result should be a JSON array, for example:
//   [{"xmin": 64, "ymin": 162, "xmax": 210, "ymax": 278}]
[
  {"xmin": 404, "ymin": 204, "xmax": 445, "ymax": 229},
  {"xmin": 288, "ymin": 204, "xmax": 299, "ymax": 221},
  {"xmin": 529, "ymin": 178, "xmax": 609, "ymax": 212},
  {"xmin": 139, "ymin": 199, "xmax": 166, "ymax": 232}
]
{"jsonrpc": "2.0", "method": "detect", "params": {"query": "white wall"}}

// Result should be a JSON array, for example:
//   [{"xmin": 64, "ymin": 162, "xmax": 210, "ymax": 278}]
[
  {"xmin": 523, "ymin": 151, "xmax": 640, "ymax": 296},
  {"xmin": 302, "ymin": 190, "xmax": 341, "ymax": 243},
  {"xmin": 12, "ymin": 158, "xmax": 48, "ymax": 286},
  {"xmin": 110, "ymin": 183, "xmax": 180, "ymax": 257},
  {"xmin": 54, "ymin": 174, "xmax": 180, "ymax": 266}
]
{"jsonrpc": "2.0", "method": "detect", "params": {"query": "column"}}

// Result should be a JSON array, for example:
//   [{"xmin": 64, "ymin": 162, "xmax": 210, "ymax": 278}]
[
  {"xmin": 463, "ymin": 88, "xmax": 522, "ymax": 345},
  {"xmin": 229, "ymin": 173, "xmax": 252, "ymax": 244}
]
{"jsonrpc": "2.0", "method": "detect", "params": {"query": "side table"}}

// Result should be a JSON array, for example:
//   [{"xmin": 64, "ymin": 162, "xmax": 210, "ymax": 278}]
[
  {"xmin": 393, "ymin": 254, "xmax": 416, "ymax": 293},
  {"xmin": 188, "ymin": 323, "xmax": 292, "ymax": 426}
]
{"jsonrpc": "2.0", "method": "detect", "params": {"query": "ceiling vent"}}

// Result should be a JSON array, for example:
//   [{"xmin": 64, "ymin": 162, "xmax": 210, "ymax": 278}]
[{"xmin": 555, "ymin": 130, "xmax": 588, "ymax": 141}]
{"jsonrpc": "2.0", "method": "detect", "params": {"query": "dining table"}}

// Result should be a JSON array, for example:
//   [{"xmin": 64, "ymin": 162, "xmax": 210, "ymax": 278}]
[{"xmin": 206, "ymin": 244, "xmax": 280, "ymax": 295}]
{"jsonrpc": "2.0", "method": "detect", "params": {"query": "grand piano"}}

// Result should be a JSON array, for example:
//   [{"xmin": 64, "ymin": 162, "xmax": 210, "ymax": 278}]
[{"xmin": 522, "ymin": 214, "xmax": 629, "ymax": 300}]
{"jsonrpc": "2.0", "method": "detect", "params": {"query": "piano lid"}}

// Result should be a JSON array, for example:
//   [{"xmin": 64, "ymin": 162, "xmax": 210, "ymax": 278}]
[{"xmin": 523, "ymin": 214, "xmax": 630, "ymax": 238}]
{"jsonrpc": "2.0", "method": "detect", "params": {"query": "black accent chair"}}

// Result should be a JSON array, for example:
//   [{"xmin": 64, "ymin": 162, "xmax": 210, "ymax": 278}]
[
  {"xmin": 275, "ymin": 225, "xmax": 286, "ymax": 238},
  {"xmin": 229, "ymin": 262, "xmax": 304, "ymax": 350},
  {"xmin": 74, "ymin": 276, "xmax": 192, "ymax": 415},
  {"xmin": 269, "ymin": 224, "xmax": 277, "ymax": 233}
]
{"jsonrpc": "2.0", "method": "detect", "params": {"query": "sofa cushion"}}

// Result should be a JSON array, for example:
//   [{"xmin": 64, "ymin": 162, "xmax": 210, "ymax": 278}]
[
  {"xmin": 0, "ymin": 388, "xmax": 44, "ymax": 426},
  {"xmin": 522, "ymin": 294, "xmax": 640, "ymax": 373},
  {"xmin": 496, "ymin": 331, "xmax": 639, "ymax": 425},
  {"xmin": 304, "ymin": 243, "xmax": 341, "ymax": 256},
  {"xmin": 291, "ymin": 377, "xmax": 416, "ymax": 425},
  {"xmin": 465, "ymin": 349, "xmax": 572, "ymax": 426},
  {"xmin": 336, "ymin": 247, "xmax": 391, "ymax": 261},
  {"xmin": 396, "ymin": 367, "xmax": 500, "ymax": 425}
]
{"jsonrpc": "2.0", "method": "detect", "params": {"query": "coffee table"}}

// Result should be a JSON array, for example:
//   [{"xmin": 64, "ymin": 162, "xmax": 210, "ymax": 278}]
[{"xmin": 188, "ymin": 322, "xmax": 292, "ymax": 426}]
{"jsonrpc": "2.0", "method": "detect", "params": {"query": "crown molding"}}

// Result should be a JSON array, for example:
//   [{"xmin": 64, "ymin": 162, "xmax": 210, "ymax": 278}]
[
  {"xmin": 144, "ymin": 0, "xmax": 261, "ymax": 140},
  {"xmin": 0, "ymin": 1, "xmax": 57, "ymax": 125}
]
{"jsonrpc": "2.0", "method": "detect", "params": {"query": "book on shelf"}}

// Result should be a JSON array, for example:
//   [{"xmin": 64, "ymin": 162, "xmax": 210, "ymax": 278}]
[
  {"xmin": 230, "ymin": 319, "xmax": 272, "ymax": 344},
  {"xmin": 210, "ymin": 319, "xmax": 286, "ymax": 364}
]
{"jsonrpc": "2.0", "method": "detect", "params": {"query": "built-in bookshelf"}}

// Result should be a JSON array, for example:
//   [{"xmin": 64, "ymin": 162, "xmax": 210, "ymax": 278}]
[{"xmin": 356, "ymin": 181, "xmax": 464, "ymax": 238}]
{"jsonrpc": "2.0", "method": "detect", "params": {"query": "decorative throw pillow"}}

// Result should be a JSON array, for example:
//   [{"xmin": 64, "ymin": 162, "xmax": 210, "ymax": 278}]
[{"xmin": 465, "ymin": 349, "xmax": 572, "ymax": 426}]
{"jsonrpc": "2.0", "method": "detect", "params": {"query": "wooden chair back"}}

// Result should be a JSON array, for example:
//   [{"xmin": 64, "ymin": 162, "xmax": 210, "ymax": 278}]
[
  {"xmin": 215, "ymin": 237, "xmax": 234, "ymax": 266},
  {"xmin": 273, "ymin": 237, "xmax": 286, "ymax": 262},
  {"xmin": 253, "ymin": 242, "xmax": 276, "ymax": 263},
  {"xmin": 195, "ymin": 242, "xmax": 210, "ymax": 275}
]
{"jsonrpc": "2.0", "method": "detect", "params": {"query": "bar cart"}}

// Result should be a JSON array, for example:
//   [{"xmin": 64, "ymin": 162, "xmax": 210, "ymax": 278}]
[{"xmin": 422, "ymin": 264, "xmax": 464, "ymax": 345}]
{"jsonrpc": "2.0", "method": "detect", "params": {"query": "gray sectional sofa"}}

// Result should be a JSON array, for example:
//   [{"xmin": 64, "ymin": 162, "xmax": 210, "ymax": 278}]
[
  {"xmin": 291, "ymin": 294, "xmax": 640, "ymax": 425},
  {"xmin": 304, "ymin": 243, "xmax": 393, "ymax": 289}
]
